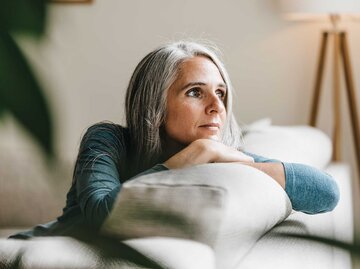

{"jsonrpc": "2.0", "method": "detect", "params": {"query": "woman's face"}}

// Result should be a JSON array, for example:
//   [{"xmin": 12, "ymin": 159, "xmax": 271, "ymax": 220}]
[{"xmin": 164, "ymin": 56, "xmax": 227, "ymax": 146}]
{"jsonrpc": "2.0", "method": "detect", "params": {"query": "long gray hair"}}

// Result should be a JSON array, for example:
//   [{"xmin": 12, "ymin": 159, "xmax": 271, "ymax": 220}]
[{"xmin": 125, "ymin": 41, "xmax": 243, "ymax": 168}]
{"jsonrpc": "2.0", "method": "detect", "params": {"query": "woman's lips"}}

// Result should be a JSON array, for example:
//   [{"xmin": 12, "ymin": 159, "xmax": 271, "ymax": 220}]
[{"xmin": 199, "ymin": 123, "xmax": 220, "ymax": 130}]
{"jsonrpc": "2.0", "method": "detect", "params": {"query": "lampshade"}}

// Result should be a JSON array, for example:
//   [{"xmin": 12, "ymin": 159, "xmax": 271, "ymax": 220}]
[{"xmin": 279, "ymin": 0, "xmax": 360, "ymax": 21}]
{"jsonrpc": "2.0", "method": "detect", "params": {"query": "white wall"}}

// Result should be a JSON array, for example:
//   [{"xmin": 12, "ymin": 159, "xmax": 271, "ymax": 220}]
[{"xmin": 1, "ymin": 0, "xmax": 360, "ymax": 230}]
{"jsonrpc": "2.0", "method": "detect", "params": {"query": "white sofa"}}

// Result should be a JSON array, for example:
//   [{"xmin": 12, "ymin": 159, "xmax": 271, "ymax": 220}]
[{"xmin": 0, "ymin": 120, "xmax": 354, "ymax": 269}]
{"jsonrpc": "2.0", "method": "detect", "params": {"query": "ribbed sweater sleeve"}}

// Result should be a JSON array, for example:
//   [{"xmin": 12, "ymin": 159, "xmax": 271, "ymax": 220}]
[
  {"xmin": 243, "ymin": 151, "xmax": 339, "ymax": 214},
  {"xmin": 74, "ymin": 123, "xmax": 124, "ymax": 227},
  {"xmin": 73, "ymin": 123, "xmax": 169, "ymax": 227}
]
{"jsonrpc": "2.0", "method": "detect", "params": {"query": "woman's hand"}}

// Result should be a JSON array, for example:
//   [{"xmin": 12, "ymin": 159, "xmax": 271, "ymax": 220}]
[
  {"xmin": 164, "ymin": 139, "xmax": 254, "ymax": 169},
  {"xmin": 163, "ymin": 139, "xmax": 285, "ymax": 189}
]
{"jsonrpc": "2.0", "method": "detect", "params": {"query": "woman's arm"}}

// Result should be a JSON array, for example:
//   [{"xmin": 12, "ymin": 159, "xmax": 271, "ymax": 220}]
[
  {"xmin": 74, "ymin": 123, "xmax": 124, "ymax": 227},
  {"xmin": 164, "ymin": 139, "xmax": 254, "ymax": 169},
  {"xmin": 237, "ymin": 162, "xmax": 286, "ymax": 189},
  {"xmin": 164, "ymin": 140, "xmax": 339, "ymax": 214},
  {"xmin": 74, "ymin": 123, "xmax": 167, "ymax": 228},
  {"xmin": 283, "ymin": 162, "xmax": 339, "ymax": 214},
  {"xmin": 243, "ymin": 151, "xmax": 340, "ymax": 214}
]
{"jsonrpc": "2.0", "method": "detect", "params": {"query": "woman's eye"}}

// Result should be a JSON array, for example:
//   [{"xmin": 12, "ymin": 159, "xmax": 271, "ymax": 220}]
[
  {"xmin": 186, "ymin": 88, "xmax": 201, "ymax": 98},
  {"xmin": 216, "ymin": 90, "xmax": 226, "ymax": 100}
]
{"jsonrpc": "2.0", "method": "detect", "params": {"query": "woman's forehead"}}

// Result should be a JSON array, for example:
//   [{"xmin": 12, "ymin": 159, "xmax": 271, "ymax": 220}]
[{"xmin": 175, "ymin": 56, "xmax": 225, "ymax": 84}]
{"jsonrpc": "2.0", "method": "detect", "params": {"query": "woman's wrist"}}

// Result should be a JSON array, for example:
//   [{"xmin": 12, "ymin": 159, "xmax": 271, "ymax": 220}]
[
  {"xmin": 164, "ymin": 139, "xmax": 213, "ymax": 169},
  {"xmin": 239, "ymin": 162, "xmax": 286, "ymax": 189}
]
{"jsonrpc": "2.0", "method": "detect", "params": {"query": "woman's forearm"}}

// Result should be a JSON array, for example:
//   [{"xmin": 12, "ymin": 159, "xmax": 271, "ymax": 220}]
[
  {"xmin": 164, "ymin": 139, "xmax": 254, "ymax": 169},
  {"xmin": 240, "ymin": 151, "xmax": 339, "ymax": 214},
  {"xmin": 239, "ymin": 162, "xmax": 286, "ymax": 189},
  {"xmin": 282, "ymin": 162, "xmax": 339, "ymax": 214}
]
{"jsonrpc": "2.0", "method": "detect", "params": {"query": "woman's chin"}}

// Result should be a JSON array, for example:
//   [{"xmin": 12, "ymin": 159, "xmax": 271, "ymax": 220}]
[
  {"xmin": 197, "ymin": 134, "xmax": 220, "ymax": 141},
  {"xmin": 197, "ymin": 128, "xmax": 221, "ymax": 141}
]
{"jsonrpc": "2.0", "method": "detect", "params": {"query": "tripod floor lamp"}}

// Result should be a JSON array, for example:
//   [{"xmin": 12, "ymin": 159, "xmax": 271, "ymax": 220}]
[{"xmin": 279, "ymin": 0, "xmax": 360, "ymax": 178}]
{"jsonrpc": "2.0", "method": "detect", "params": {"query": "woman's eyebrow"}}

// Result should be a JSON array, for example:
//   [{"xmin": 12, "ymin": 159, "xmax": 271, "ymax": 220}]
[{"xmin": 180, "ymin": 82, "xmax": 226, "ymax": 91}]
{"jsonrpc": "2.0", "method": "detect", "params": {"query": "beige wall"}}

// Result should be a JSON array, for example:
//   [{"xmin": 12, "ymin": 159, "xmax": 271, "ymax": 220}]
[{"xmin": 1, "ymin": 0, "xmax": 360, "ymax": 216}]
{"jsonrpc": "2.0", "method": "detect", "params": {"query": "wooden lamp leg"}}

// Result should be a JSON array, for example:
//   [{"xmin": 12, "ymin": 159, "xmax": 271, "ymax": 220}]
[
  {"xmin": 309, "ymin": 30, "xmax": 360, "ymax": 178},
  {"xmin": 333, "ymin": 32, "xmax": 341, "ymax": 161},
  {"xmin": 340, "ymin": 32, "xmax": 360, "ymax": 178},
  {"xmin": 310, "ymin": 32, "xmax": 329, "ymax": 127}
]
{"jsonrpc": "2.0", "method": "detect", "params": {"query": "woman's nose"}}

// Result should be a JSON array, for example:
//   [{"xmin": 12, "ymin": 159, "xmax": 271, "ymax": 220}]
[{"xmin": 205, "ymin": 93, "xmax": 225, "ymax": 115}]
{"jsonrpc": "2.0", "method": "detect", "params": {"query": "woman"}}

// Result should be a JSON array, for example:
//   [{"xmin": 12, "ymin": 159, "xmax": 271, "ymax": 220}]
[{"xmin": 10, "ymin": 41, "xmax": 339, "ymax": 239}]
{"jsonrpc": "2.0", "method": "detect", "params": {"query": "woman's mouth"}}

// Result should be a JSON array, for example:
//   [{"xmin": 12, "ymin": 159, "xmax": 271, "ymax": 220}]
[{"xmin": 199, "ymin": 123, "xmax": 220, "ymax": 130}]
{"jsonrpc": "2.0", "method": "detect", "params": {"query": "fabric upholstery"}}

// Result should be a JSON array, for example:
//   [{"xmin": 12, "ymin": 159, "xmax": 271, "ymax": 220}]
[
  {"xmin": 101, "ymin": 163, "xmax": 292, "ymax": 269},
  {"xmin": 237, "ymin": 163, "xmax": 353, "ymax": 269},
  {"xmin": 0, "ymin": 150, "xmax": 63, "ymax": 227},
  {"xmin": 0, "ymin": 237, "xmax": 215, "ymax": 269},
  {"xmin": 242, "ymin": 118, "xmax": 332, "ymax": 169}
]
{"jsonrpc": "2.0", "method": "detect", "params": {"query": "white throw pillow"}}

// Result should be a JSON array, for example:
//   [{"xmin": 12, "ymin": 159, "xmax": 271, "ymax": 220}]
[
  {"xmin": 101, "ymin": 163, "xmax": 292, "ymax": 269},
  {"xmin": 242, "ymin": 118, "xmax": 332, "ymax": 169}
]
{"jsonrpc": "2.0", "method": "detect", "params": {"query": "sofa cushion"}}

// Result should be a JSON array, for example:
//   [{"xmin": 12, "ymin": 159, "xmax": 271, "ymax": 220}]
[
  {"xmin": 124, "ymin": 237, "xmax": 216, "ymax": 269},
  {"xmin": 242, "ymin": 118, "xmax": 332, "ymax": 169},
  {"xmin": 0, "ymin": 149, "xmax": 63, "ymax": 227},
  {"xmin": 236, "ymin": 163, "xmax": 353, "ymax": 269},
  {"xmin": 0, "ymin": 236, "xmax": 215, "ymax": 269},
  {"xmin": 101, "ymin": 163, "xmax": 292, "ymax": 269}
]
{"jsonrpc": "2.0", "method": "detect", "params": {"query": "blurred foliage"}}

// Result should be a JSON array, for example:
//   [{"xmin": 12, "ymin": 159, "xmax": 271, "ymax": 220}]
[
  {"xmin": 0, "ymin": 1, "xmax": 46, "ymax": 35},
  {"xmin": 4, "ymin": 227, "xmax": 165, "ymax": 269},
  {"xmin": 0, "ymin": 2, "xmax": 165, "ymax": 268},
  {"xmin": 0, "ymin": 0, "xmax": 54, "ymax": 159}
]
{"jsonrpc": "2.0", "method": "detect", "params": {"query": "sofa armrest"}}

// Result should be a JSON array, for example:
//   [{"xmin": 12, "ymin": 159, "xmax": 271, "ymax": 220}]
[{"xmin": 236, "ymin": 162, "xmax": 353, "ymax": 269}]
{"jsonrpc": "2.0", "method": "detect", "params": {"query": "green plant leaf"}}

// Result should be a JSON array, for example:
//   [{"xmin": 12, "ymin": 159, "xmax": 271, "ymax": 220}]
[
  {"xmin": 278, "ymin": 233, "xmax": 360, "ymax": 255},
  {"xmin": 0, "ymin": 99, "xmax": 4, "ymax": 119},
  {"xmin": 8, "ymin": 249, "xmax": 24, "ymax": 269},
  {"xmin": 0, "ymin": 0, "xmax": 47, "ymax": 35},
  {"xmin": 0, "ymin": 32, "xmax": 54, "ymax": 159}
]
